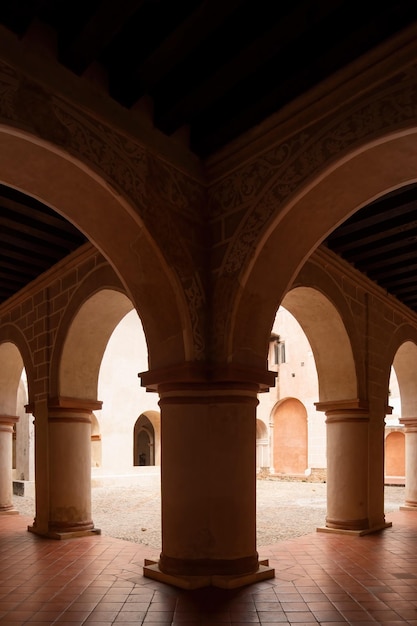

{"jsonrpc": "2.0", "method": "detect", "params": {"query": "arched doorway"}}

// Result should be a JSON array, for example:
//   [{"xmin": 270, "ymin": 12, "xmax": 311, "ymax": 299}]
[
  {"xmin": 134, "ymin": 414, "xmax": 155, "ymax": 466},
  {"xmin": 256, "ymin": 419, "xmax": 269, "ymax": 472}
]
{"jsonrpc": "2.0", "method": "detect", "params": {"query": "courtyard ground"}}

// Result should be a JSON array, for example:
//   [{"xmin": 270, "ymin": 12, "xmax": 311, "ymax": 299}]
[{"xmin": 12, "ymin": 470, "xmax": 405, "ymax": 549}]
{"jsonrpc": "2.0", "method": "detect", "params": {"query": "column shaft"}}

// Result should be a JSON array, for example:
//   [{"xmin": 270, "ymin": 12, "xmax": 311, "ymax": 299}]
[
  {"xmin": 316, "ymin": 400, "xmax": 390, "ymax": 534},
  {"xmin": 158, "ymin": 388, "xmax": 258, "ymax": 577},
  {"xmin": 29, "ymin": 398, "xmax": 101, "ymax": 539},
  {"xmin": 399, "ymin": 417, "xmax": 417, "ymax": 509},
  {"xmin": 141, "ymin": 365, "xmax": 276, "ymax": 588},
  {"xmin": 0, "ymin": 415, "xmax": 19, "ymax": 514},
  {"xmin": 326, "ymin": 408, "xmax": 369, "ymax": 530}
]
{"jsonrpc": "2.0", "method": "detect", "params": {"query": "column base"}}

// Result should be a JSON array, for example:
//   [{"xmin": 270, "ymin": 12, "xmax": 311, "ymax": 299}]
[
  {"xmin": 0, "ymin": 508, "xmax": 19, "ymax": 515},
  {"xmin": 28, "ymin": 524, "xmax": 101, "ymax": 539},
  {"xmin": 400, "ymin": 504, "xmax": 417, "ymax": 511},
  {"xmin": 317, "ymin": 521, "xmax": 392, "ymax": 536},
  {"xmin": 143, "ymin": 558, "xmax": 275, "ymax": 589}
]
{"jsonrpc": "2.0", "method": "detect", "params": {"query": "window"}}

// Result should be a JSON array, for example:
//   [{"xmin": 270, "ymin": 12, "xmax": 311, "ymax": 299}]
[{"xmin": 274, "ymin": 340, "xmax": 286, "ymax": 365}]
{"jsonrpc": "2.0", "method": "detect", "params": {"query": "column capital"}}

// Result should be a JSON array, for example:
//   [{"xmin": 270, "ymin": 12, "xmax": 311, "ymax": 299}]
[
  {"xmin": 139, "ymin": 363, "xmax": 276, "ymax": 394},
  {"xmin": 46, "ymin": 397, "xmax": 103, "ymax": 425},
  {"xmin": 399, "ymin": 416, "xmax": 417, "ymax": 431},
  {"xmin": 0, "ymin": 415, "xmax": 19, "ymax": 426},
  {"xmin": 25, "ymin": 397, "xmax": 103, "ymax": 415},
  {"xmin": 315, "ymin": 398, "xmax": 369, "ymax": 414},
  {"xmin": 48, "ymin": 396, "xmax": 103, "ymax": 412}
]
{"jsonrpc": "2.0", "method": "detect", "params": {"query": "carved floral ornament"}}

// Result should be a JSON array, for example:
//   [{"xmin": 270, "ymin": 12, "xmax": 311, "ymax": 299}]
[
  {"xmin": 2, "ymin": 59, "xmax": 417, "ymax": 362},
  {"xmin": 207, "ymin": 66, "xmax": 417, "ymax": 356},
  {"xmin": 0, "ymin": 60, "xmax": 208, "ymax": 360},
  {"xmin": 209, "ymin": 66, "xmax": 417, "ymax": 277}
]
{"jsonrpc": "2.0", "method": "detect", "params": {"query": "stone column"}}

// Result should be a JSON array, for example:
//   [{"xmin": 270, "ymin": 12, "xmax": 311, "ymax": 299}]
[
  {"xmin": 141, "ymin": 365, "xmax": 276, "ymax": 589},
  {"xmin": 399, "ymin": 417, "xmax": 417, "ymax": 510},
  {"xmin": 0, "ymin": 415, "xmax": 19, "ymax": 515},
  {"xmin": 28, "ymin": 397, "xmax": 102, "ymax": 539},
  {"xmin": 316, "ymin": 399, "xmax": 389, "ymax": 534}
]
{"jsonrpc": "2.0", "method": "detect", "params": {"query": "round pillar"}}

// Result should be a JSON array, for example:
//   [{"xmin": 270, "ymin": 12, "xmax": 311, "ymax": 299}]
[
  {"xmin": 141, "ymin": 364, "xmax": 276, "ymax": 588},
  {"xmin": 0, "ymin": 415, "xmax": 19, "ymax": 514},
  {"xmin": 316, "ymin": 400, "xmax": 370, "ymax": 531},
  {"xmin": 399, "ymin": 417, "xmax": 417, "ymax": 510},
  {"xmin": 30, "ymin": 397, "xmax": 101, "ymax": 538}
]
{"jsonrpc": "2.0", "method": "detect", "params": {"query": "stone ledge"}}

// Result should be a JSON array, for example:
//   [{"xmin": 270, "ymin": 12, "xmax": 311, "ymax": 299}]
[
  {"xmin": 28, "ymin": 525, "xmax": 102, "ymax": 539},
  {"xmin": 317, "ymin": 521, "xmax": 392, "ymax": 536}
]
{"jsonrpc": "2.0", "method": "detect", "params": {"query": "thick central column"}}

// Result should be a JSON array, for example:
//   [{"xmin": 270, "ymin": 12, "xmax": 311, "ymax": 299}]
[
  {"xmin": 28, "ymin": 397, "xmax": 102, "ymax": 539},
  {"xmin": 141, "ymin": 365, "xmax": 275, "ymax": 589}
]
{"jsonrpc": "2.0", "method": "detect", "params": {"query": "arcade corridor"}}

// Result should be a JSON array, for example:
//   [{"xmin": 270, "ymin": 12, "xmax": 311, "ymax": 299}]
[{"xmin": 1, "ymin": 509, "xmax": 417, "ymax": 624}]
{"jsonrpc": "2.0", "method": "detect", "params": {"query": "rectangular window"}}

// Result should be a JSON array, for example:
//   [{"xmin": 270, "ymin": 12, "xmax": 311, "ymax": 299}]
[{"xmin": 274, "ymin": 341, "xmax": 286, "ymax": 364}]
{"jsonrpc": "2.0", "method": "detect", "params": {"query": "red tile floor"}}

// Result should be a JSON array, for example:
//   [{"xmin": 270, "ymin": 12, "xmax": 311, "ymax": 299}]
[{"xmin": 1, "ymin": 509, "xmax": 417, "ymax": 625}]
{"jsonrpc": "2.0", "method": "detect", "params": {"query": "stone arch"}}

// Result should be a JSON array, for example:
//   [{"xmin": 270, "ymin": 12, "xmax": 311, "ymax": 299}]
[
  {"xmin": 272, "ymin": 397, "xmax": 308, "ymax": 475},
  {"xmin": 133, "ymin": 411, "xmax": 160, "ymax": 466},
  {"xmin": 50, "ymin": 265, "xmax": 132, "ymax": 397},
  {"xmin": 391, "ymin": 339, "xmax": 417, "ymax": 418},
  {"xmin": 256, "ymin": 419, "xmax": 268, "ymax": 439},
  {"xmin": 281, "ymin": 286, "xmax": 357, "ymax": 403},
  {"xmin": 0, "ymin": 128, "xmax": 189, "ymax": 368},
  {"xmin": 55, "ymin": 287, "xmax": 135, "ymax": 400},
  {"xmin": 228, "ymin": 130, "xmax": 417, "ymax": 369},
  {"xmin": 0, "ymin": 324, "xmax": 34, "ymax": 409}
]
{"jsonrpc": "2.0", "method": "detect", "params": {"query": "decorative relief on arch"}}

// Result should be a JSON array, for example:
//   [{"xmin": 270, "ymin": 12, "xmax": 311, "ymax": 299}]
[
  {"xmin": 0, "ymin": 60, "xmax": 207, "ymax": 360},
  {"xmin": 0, "ymin": 61, "xmax": 19, "ymax": 120},
  {"xmin": 209, "ymin": 64, "xmax": 417, "ymax": 278},
  {"xmin": 208, "ymin": 63, "xmax": 417, "ymax": 356}
]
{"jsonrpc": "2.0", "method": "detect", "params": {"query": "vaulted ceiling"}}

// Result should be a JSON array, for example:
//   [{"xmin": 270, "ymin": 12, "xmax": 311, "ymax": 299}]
[{"xmin": 1, "ymin": 1, "xmax": 417, "ymax": 314}]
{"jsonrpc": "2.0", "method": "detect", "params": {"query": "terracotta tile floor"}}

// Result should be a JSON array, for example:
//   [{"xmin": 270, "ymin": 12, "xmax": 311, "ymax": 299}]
[{"xmin": 1, "ymin": 509, "xmax": 417, "ymax": 625}]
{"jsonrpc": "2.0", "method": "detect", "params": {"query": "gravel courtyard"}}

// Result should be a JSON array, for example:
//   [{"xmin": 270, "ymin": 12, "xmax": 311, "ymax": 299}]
[{"xmin": 12, "ymin": 471, "xmax": 405, "ymax": 550}]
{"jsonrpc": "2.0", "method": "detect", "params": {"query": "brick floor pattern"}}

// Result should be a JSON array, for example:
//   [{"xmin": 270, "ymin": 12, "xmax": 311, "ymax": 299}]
[{"xmin": 1, "ymin": 510, "xmax": 417, "ymax": 624}]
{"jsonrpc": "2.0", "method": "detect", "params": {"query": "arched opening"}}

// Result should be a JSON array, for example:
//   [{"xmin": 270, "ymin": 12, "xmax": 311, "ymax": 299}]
[
  {"xmin": 134, "ymin": 414, "xmax": 155, "ymax": 466},
  {"xmin": 385, "ymin": 432, "xmax": 405, "ymax": 482},
  {"xmin": 0, "ymin": 129, "xmax": 189, "ymax": 369},
  {"xmin": 14, "ymin": 369, "xmax": 34, "ymax": 483},
  {"xmin": 272, "ymin": 397, "xmax": 308, "ymax": 476},
  {"xmin": 91, "ymin": 414, "xmax": 102, "ymax": 468},
  {"xmin": 256, "ymin": 418, "xmax": 268, "ymax": 472},
  {"xmin": 0, "ymin": 341, "xmax": 29, "ymax": 507},
  {"xmin": 96, "ymin": 308, "xmax": 160, "ymax": 477},
  {"xmin": 384, "ymin": 366, "xmax": 404, "ymax": 485}
]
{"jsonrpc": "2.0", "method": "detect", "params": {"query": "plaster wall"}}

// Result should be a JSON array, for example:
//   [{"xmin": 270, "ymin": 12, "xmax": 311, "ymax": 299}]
[{"xmin": 96, "ymin": 309, "xmax": 160, "ymax": 477}]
